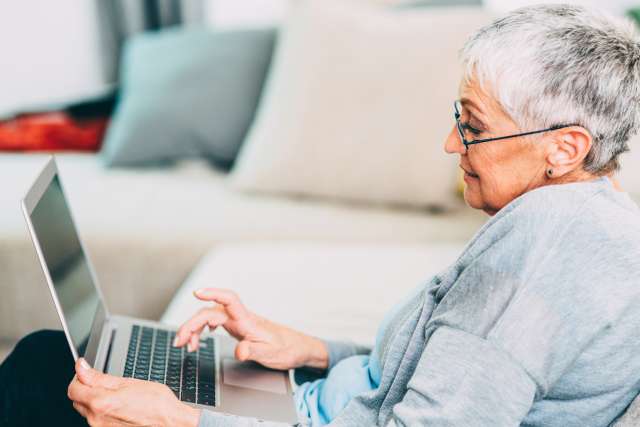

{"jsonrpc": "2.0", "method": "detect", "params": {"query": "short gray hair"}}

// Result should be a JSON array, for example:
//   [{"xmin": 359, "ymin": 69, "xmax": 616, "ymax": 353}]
[{"xmin": 461, "ymin": 4, "xmax": 640, "ymax": 174}]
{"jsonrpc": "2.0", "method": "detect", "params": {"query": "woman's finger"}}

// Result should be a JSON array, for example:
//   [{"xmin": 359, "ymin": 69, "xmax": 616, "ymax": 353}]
[
  {"xmin": 188, "ymin": 328, "xmax": 202, "ymax": 352},
  {"xmin": 73, "ymin": 401, "xmax": 90, "ymax": 418},
  {"xmin": 174, "ymin": 308, "xmax": 211, "ymax": 347},
  {"xmin": 235, "ymin": 340, "xmax": 253, "ymax": 362},
  {"xmin": 193, "ymin": 288, "xmax": 248, "ymax": 320},
  {"xmin": 174, "ymin": 307, "xmax": 228, "ymax": 347},
  {"xmin": 68, "ymin": 376, "xmax": 101, "ymax": 407},
  {"xmin": 76, "ymin": 358, "xmax": 123, "ymax": 390}
]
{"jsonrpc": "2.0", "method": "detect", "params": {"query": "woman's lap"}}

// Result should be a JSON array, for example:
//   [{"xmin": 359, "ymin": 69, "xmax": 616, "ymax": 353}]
[{"xmin": 0, "ymin": 330, "xmax": 88, "ymax": 427}]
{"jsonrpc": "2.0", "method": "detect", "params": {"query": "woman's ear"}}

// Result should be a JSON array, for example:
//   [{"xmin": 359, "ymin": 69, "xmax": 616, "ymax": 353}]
[{"xmin": 545, "ymin": 126, "xmax": 592, "ymax": 178}]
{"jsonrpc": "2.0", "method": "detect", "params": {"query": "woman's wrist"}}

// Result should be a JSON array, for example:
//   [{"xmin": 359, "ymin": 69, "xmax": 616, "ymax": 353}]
[
  {"xmin": 300, "ymin": 334, "xmax": 329, "ymax": 370},
  {"xmin": 168, "ymin": 403, "xmax": 200, "ymax": 427}
]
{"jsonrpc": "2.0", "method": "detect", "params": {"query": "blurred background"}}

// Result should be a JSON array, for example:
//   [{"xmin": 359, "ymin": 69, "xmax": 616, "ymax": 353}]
[
  {"xmin": 2, "ymin": 0, "xmax": 638, "ymax": 117},
  {"xmin": 1, "ymin": 0, "xmax": 639, "ymax": 364},
  {"xmin": 0, "ymin": 0, "xmax": 290, "ymax": 116}
]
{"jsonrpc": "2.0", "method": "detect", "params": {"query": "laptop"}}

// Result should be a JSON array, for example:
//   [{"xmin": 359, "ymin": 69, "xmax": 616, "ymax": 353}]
[{"xmin": 21, "ymin": 156, "xmax": 298, "ymax": 423}]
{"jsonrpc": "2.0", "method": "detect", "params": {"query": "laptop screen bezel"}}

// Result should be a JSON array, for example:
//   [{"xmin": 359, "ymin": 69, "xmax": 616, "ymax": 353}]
[{"xmin": 21, "ymin": 156, "xmax": 109, "ymax": 367}]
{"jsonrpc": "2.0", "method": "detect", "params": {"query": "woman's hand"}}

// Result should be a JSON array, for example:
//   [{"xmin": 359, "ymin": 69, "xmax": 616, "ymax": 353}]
[
  {"xmin": 174, "ymin": 288, "xmax": 329, "ymax": 370},
  {"xmin": 68, "ymin": 358, "xmax": 200, "ymax": 427}
]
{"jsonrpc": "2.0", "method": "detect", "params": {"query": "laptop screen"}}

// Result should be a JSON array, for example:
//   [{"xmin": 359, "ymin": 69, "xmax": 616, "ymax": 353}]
[{"xmin": 29, "ymin": 175, "xmax": 101, "ymax": 357}]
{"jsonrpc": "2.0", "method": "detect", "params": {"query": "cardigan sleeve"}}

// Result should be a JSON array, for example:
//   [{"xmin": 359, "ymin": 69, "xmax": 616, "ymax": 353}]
[
  {"xmin": 198, "ymin": 410, "xmax": 298, "ymax": 427},
  {"xmin": 326, "ymin": 326, "xmax": 536, "ymax": 427},
  {"xmin": 322, "ymin": 340, "xmax": 371, "ymax": 371},
  {"xmin": 384, "ymin": 326, "xmax": 536, "ymax": 426}
]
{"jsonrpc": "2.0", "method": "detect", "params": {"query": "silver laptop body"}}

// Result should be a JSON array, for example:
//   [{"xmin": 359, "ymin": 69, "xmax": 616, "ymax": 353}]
[{"xmin": 21, "ymin": 156, "xmax": 298, "ymax": 423}]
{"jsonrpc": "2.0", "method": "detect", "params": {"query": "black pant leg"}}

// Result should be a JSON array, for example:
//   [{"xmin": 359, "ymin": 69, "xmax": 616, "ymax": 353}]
[{"xmin": 0, "ymin": 330, "xmax": 88, "ymax": 427}]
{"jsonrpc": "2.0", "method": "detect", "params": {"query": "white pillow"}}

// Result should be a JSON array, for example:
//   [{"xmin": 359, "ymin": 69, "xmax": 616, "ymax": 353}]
[
  {"xmin": 230, "ymin": 0, "xmax": 491, "ymax": 209},
  {"xmin": 203, "ymin": 0, "xmax": 290, "ymax": 29}
]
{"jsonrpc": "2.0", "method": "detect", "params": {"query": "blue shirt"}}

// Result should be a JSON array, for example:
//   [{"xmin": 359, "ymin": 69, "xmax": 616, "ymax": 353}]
[{"xmin": 294, "ymin": 284, "xmax": 425, "ymax": 425}]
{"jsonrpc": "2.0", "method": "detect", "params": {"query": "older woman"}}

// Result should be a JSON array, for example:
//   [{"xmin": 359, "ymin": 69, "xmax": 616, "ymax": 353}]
[{"xmin": 2, "ymin": 4, "xmax": 640, "ymax": 427}]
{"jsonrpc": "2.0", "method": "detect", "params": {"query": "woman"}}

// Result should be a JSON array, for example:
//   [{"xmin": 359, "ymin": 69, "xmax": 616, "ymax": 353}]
[{"xmin": 3, "ymin": 4, "xmax": 640, "ymax": 426}]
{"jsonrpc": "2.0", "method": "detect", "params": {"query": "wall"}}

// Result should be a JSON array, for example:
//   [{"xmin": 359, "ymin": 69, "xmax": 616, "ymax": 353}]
[
  {"xmin": 0, "ymin": 0, "xmax": 294, "ymax": 117},
  {"xmin": 485, "ymin": 0, "xmax": 638, "ymax": 15},
  {"xmin": 0, "ymin": 1, "xmax": 107, "ymax": 117}
]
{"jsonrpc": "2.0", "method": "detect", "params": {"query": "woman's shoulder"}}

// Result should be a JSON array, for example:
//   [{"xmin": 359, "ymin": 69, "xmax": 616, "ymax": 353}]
[
  {"xmin": 499, "ymin": 178, "xmax": 640, "ymax": 294},
  {"xmin": 494, "ymin": 177, "xmax": 640, "ymax": 238},
  {"xmin": 457, "ymin": 177, "xmax": 640, "ymax": 287}
]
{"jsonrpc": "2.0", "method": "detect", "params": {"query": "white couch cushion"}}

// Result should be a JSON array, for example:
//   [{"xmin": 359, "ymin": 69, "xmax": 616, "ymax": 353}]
[
  {"xmin": 231, "ymin": 1, "xmax": 491, "ymax": 209},
  {"xmin": 161, "ymin": 242, "xmax": 466, "ymax": 346}
]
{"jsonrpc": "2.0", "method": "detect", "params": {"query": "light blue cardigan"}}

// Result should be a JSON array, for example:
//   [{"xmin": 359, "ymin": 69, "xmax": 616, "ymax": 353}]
[{"xmin": 200, "ymin": 177, "xmax": 640, "ymax": 426}]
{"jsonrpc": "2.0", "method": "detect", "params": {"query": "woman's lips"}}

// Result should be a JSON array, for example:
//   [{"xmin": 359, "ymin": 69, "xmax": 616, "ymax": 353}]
[{"xmin": 460, "ymin": 165, "xmax": 479, "ymax": 179}]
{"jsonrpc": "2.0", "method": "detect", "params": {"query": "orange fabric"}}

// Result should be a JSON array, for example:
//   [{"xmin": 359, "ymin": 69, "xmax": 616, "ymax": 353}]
[{"xmin": 0, "ymin": 112, "xmax": 108, "ymax": 152}]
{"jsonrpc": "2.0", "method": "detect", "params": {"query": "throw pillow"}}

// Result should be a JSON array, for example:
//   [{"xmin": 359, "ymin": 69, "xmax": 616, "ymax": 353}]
[
  {"xmin": 230, "ymin": 0, "xmax": 490, "ymax": 209},
  {"xmin": 0, "ymin": 113, "xmax": 107, "ymax": 152},
  {"xmin": 100, "ymin": 27, "xmax": 276, "ymax": 169}
]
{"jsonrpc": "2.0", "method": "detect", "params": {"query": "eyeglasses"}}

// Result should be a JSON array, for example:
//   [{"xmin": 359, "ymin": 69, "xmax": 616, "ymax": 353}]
[{"xmin": 454, "ymin": 100, "xmax": 574, "ymax": 149}]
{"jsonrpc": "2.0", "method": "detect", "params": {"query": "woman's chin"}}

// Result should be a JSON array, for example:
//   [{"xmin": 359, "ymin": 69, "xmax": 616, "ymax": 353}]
[{"xmin": 463, "ymin": 186, "xmax": 484, "ymax": 210}]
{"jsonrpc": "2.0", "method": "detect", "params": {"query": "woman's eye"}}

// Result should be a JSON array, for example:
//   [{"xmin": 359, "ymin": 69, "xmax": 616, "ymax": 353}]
[{"xmin": 462, "ymin": 122, "xmax": 483, "ymax": 136}]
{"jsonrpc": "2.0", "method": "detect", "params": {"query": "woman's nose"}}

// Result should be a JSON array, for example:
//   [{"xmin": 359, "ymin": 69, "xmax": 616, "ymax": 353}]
[{"xmin": 444, "ymin": 126, "xmax": 466, "ymax": 154}]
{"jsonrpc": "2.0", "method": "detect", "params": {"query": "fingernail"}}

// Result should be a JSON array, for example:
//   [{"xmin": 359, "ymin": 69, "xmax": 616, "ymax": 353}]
[
  {"xmin": 173, "ymin": 336, "xmax": 179, "ymax": 347},
  {"xmin": 80, "ymin": 359, "xmax": 90, "ymax": 370},
  {"xmin": 194, "ymin": 289, "xmax": 203, "ymax": 297},
  {"xmin": 187, "ymin": 343, "xmax": 193, "ymax": 352}
]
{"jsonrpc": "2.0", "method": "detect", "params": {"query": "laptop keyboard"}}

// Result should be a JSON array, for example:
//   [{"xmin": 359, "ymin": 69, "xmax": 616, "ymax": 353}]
[{"xmin": 123, "ymin": 325, "xmax": 216, "ymax": 406}]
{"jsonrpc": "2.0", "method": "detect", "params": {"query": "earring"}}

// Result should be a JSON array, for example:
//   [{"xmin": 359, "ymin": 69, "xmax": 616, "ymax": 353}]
[{"xmin": 546, "ymin": 168, "xmax": 553, "ymax": 178}]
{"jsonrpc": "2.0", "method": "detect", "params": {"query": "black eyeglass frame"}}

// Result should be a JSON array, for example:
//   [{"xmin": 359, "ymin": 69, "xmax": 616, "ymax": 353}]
[{"xmin": 453, "ymin": 100, "xmax": 575, "ymax": 148}]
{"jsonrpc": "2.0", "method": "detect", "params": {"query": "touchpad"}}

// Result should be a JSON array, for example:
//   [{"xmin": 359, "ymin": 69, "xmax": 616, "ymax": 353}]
[{"xmin": 222, "ymin": 358, "xmax": 288, "ymax": 395}]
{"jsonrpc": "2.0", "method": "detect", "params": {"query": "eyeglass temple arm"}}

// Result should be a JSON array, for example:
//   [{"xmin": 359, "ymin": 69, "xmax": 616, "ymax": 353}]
[{"xmin": 464, "ymin": 125, "xmax": 572, "ymax": 146}]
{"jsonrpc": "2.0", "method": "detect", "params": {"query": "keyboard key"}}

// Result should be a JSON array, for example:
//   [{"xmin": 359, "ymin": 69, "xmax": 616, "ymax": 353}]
[
  {"xmin": 198, "ymin": 392, "xmax": 215, "ymax": 406},
  {"xmin": 124, "ymin": 326, "xmax": 217, "ymax": 406}
]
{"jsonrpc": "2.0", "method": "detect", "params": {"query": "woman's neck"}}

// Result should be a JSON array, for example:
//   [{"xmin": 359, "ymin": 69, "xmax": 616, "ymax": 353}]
[
  {"xmin": 548, "ymin": 169, "xmax": 623, "ymax": 192},
  {"xmin": 549, "ymin": 168, "xmax": 598, "ymax": 185},
  {"xmin": 608, "ymin": 175, "xmax": 624, "ymax": 191}
]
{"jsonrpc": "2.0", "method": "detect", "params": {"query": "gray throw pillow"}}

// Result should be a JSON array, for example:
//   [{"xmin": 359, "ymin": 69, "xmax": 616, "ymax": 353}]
[{"xmin": 100, "ymin": 27, "xmax": 276, "ymax": 168}]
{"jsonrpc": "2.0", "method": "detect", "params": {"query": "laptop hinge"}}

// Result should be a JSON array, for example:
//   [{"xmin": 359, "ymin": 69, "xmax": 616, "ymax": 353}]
[
  {"xmin": 102, "ymin": 328, "xmax": 117, "ymax": 374},
  {"xmin": 91, "ymin": 315, "xmax": 116, "ymax": 372}
]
